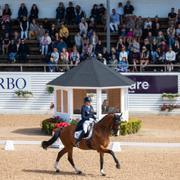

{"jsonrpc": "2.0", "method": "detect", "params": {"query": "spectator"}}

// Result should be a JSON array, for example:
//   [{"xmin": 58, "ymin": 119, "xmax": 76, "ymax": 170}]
[
  {"xmin": 40, "ymin": 31, "xmax": 52, "ymax": 56},
  {"xmin": 124, "ymin": 0, "xmax": 134, "ymax": 16},
  {"xmin": 176, "ymin": 23, "xmax": 180, "ymax": 40},
  {"xmin": 152, "ymin": 16, "xmax": 160, "ymax": 36},
  {"xmin": 116, "ymin": 37, "xmax": 125, "ymax": 52},
  {"xmin": 134, "ymin": 25, "xmax": 142, "ymax": 42},
  {"xmin": 119, "ymin": 23, "xmax": 127, "ymax": 40},
  {"xmin": 109, "ymin": 47, "xmax": 118, "ymax": 66},
  {"xmin": 65, "ymin": 1, "xmax": 75, "ymax": 25},
  {"xmin": 29, "ymin": 4, "xmax": 39, "ymax": 22},
  {"xmin": 18, "ymin": 39, "xmax": 29, "ymax": 63},
  {"xmin": 116, "ymin": 2, "xmax": 124, "ymax": 24},
  {"xmin": 56, "ymin": 2, "xmax": 65, "ymax": 23},
  {"xmin": 75, "ymin": 5, "xmax": 85, "ymax": 24},
  {"xmin": 102, "ymin": 47, "xmax": 110, "ymax": 64},
  {"xmin": 153, "ymin": 47, "xmax": 164, "ymax": 71},
  {"xmin": 126, "ymin": 15, "xmax": 135, "ymax": 29},
  {"xmin": 167, "ymin": 25, "xmax": 176, "ymax": 47},
  {"xmin": 90, "ymin": 4, "xmax": 99, "ymax": 23},
  {"xmin": 98, "ymin": 4, "xmax": 106, "ymax": 24},
  {"xmin": 2, "ymin": 4, "xmax": 12, "ymax": 24},
  {"xmin": 157, "ymin": 31, "xmax": 166, "ymax": 45},
  {"xmin": 2, "ymin": 33, "xmax": 10, "ymax": 55},
  {"xmin": 70, "ymin": 46, "xmax": 80, "ymax": 66},
  {"xmin": 165, "ymin": 47, "xmax": 176, "ymax": 72},
  {"xmin": 126, "ymin": 28, "xmax": 134, "ymax": 41},
  {"xmin": 20, "ymin": 16, "xmax": 29, "ymax": 39},
  {"xmin": 177, "ymin": 9, "xmax": 180, "ymax": 24},
  {"xmin": 29, "ymin": 19, "xmax": 39, "ymax": 40},
  {"xmin": 144, "ymin": 17, "xmax": 152, "ymax": 29},
  {"xmin": 48, "ymin": 47, "xmax": 59, "ymax": 72},
  {"xmin": 43, "ymin": 18, "xmax": 50, "ymax": 31},
  {"xmin": 18, "ymin": 3, "xmax": 28, "ymax": 21},
  {"xmin": 60, "ymin": 48, "xmax": 69, "ymax": 71},
  {"xmin": 36, "ymin": 24, "xmax": 45, "ymax": 41},
  {"xmin": 49, "ymin": 23, "xmax": 58, "ymax": 41},
  {"xmin": 97, "ymin": 53, "xmax": 107, "ymax": 65},
  {"xmin": 150, "ymin": 39, "xmax": 158, "ymax": 64},
  {"xmin": 168, "ymin": 7, "xmax": 177, "ymax": 26},
  {"xmin": 59, "ymin": 22, "xmax": 70, "ymax": 46},
  {"xmin": 95, "ymin": 40, "xmax": 103, "ymax": 55},
  {"xmin": 13, "ymin": 31, "xmax": 21, "ymax": 50},
  {"xmin": 56, "ymin": 38, "xmax": 67, "ymax": 53},
  {"xmin": 110, "ymin": 9, "xmax": 120, "ymax": 32},
  {"xmin": 0, "ymin": 5, "xmax": 2, "ymax": 20},
  {"xmin": 140, "ymin": 46, "xmax": 150, "ymax": 71},
  {"xmin": 136, "ymin": 16, "xmax": 144, "ymax": 29},
  {"xmin": 88, "ymin": 17, "xmax": 96, "ymax": 31},
  {"xmin": 90, "ymin": 31, "xmax": 98, "ymax": 53},
  {"xmin": 8, "ymin": 40, "xmax": 17, "ymax": 63},
  {"xmin": 79, "ymin": 17, "xmax": 88, "ymax": 35},
  {"xmin": 81, "ymin": 34, "xmax": 89, "ymax": 57},
  {"xmin": 74, "ymin": 31, "xmax": 82, "ymax": 52}
]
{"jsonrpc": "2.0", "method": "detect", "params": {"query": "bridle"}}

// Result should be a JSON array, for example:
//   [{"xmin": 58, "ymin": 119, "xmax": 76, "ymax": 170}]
[{"xmin": 112, "ymin": 113, "xmax": 122, "ymax": 136}]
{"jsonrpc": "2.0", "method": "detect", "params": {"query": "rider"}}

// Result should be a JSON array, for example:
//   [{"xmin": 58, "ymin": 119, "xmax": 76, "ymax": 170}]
[{"xmin": 75, "ymin": 96, "xmax": 96, "ymax": 147}]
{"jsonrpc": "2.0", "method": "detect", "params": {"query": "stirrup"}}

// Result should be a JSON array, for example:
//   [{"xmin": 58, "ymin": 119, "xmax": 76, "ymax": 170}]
[{"xmin": 75, "ymin": 141, "xmax": 80, "ymax": 147}]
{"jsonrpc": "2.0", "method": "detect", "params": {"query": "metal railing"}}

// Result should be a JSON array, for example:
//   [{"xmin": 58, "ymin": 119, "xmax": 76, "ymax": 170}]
[{"xmin": 0, "ymin": 63, "xmax": 180, "ymax": 72}]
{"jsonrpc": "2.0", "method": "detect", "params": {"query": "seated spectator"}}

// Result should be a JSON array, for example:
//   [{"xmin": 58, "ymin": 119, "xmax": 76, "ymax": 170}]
[
  {"xmin": 37, "ymin": 24, "xmax": 45, "ymax": 41},
  {"xmin": 118, "ymin": 46, "xmax": 128, "ymax": 73},
  {"xmin": 143, "ymin": 38, "xmax": 151, "ymax": 51},
  {"xmin": 65, "ymin": 1, "xmax": 75, "ymax": 25},
  {"xmin": 134, "ymin": 25, "xmax": 142, "ymax": 42},
  {"xmin": 136, "ymin": 16, "xmax": 144, "ymax": 29},
  {"xmin": 126, "ymin": 15, "xmax": 135, "ymax": 29},
  {"xmin": 88, "ymin": 17, "xmax": 96, "ymax": 31},
  {"xmin": 70, "ymin": 46, "xmax": 80, "ymax": 66},
  {"xmin": 98, "ymin": 4, "xmax": 106, "ymax": 24},
  {"xmin": 90, "ymin": 4, "xmax": 99, "ymax": 23},
  {"xmin": 74, "ymin": 31, "xmax": 82, "ymax": 52},
  {"xmin": 48, "ymin": 47, "xmax": 59, "ymax": 72},
  {"xmin": 2, "ymin": 4, "xmax": 11, "ymax": 24},
  {"xmin": 40, "ymin": 31, "xmax": 52, "ymax": 56},
  {"xmin": 29, "ymin": 19, "xmax": 39, "ymax": 40},
  {"xmin": 109, "ymin": 47, "xmax": 118, "ymax": 66},
  {"xmin": 150, "ymin": 39, "xmax": 158, "ymax": 64},
  {"xmin": 97, "ymin": 53, "xmax": 107, "ymax": 65},
  {"xmin": 18, "ymin": 39, "xmax": 29, "ymax": 63},
  {"xmin": 124, "ymin": 0, "xmax": 134, "ymax": 16},
  {"xmin": 176, "ymin": 23, "xmax": 180, "ymax": 40},
  {"xmin": 75, "ymin": 5, "xmax": 85, "ymax": 24},
  {"xmin": 81, "ymin": 34, "xmax": 89, "ymax": 58},
  {"xmin": 177, "ymin": 9, "xmax": 180, "ymax": 24},
  {"xmin": 116, "ymin": 37, "xmax": 125, "ymax": 52},
  {"xmin": 147, "ymin": 31, "xmax": 154, "ymax": 44},
  {"xmin": 8, "ymin": 40, "xmax": 17, "ymax": 63},
  {"xmin": 56, "ymin": 38, "xmax": 67, "ymax": 53},
  {"xmin": 0, "ymin": 5, "xmax": 2, "ymax": 19},
  {"xmin": 2, "ymin": 32, "xmax": 10, "ymax": 55},
  {"xmin": 29, "ymin": 4, "xmax": 39, "ymax": 23},
  {"xmin": 116, "ymin": 2, "xmax": 124, "ymax": 24},
  {"xmin": 157, "ymin": 31, "xmax": 166, "ymax": 45},
  {"xmin": 43, "ymin": 18, "xmax": 50, "ymax": 31},
  {"xmin": 168, "ymin": 7, "xmax": 177, "ymax": 26},
  {"xmin": 59, "ymin": 22, "xmax": 70, "ymax": 46},
  {"xmin": 95, "ymin": 40, "xmax": 103, "ymax": 55},
  {"xmin": 60, "ymin": 48, "xmax": 69, "ymax": 71},
  {"xmin": 126, "ymin": 28, "xmax": 134, "ymax": 41},
  {"xmin": 18, "ymin": 3, "xmax": 28, "ymax": 21},
  {"xmin": 140, "ymin": 46, "xmax": 150, "ymax": 71},
  {"xmin": 144, "ymin": 17, "xmax": 152, "ymax": 29},
  {"xmin": 110, "ymin": 9, "xmax": 120, "ymax": 32},
  {"xmin": 56, "ymin": 2, "xmax": 65, "ymax": 23},
  {"xmin": 155, "ymin": 47, "xmax": 166, "ymax": 71},
  {"xmin": 119, "ymin": 24, "xmax": 127, "ymax": 41},
  {"xmin": 152, "ymin": 16, "xmax": 160, "ymax": 36},
  {"xmin": 20, "ymin": 16, "xmax": 29, "ymax": 39},
  {"xmin": 49, "ymin": 23, "xmax": 58, "ymax": 41},
  {"xmin": 102, "ymin": 47, "xmax": 110, "ymax": 64},
  {"xmin": 167, "ymin": 25, "xmax": 176, "ymax": 47},
  {"xmin": 13, "ymin": 31, "xmax": 21, "ymax": 50},
  {"xmin": 165, "ymin": 47, "xmax": 176, "ymax": 72},
  {"xmin": 79, "ymin": 17, "xmax": 88, "ymax": 35}
]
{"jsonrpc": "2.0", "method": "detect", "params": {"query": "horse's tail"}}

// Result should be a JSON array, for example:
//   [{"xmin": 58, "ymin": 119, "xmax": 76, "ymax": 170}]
[{"xmin": 42, "ymin": 128, "xmax": 61, "ymax": 150}]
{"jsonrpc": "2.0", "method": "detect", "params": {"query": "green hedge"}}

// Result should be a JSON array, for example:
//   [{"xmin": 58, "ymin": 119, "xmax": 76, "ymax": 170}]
[{"xmin": 120, "ymin": 118, "xmax": 142, "ymax": 135}]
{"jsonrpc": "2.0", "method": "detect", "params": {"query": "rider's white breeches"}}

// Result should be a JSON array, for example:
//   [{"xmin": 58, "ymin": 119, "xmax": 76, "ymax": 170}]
[{"xmin": 83, "ymin": 118, "xmax": 94, "ymax": 134}]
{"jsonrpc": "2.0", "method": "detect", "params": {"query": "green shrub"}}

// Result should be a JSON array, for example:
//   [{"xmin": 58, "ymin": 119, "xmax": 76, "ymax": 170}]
[
  {"xmin": 46, "ymin": 86, "xmax": 54, "ymax": 94},
  {"xmin": 119, "ymin": 118, "xmax": 142, "ymax": 136}
]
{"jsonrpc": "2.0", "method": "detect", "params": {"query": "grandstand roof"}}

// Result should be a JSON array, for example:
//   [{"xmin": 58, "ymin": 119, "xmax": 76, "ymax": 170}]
[{"xmin": 47, "ymin": 58, "xmax": 134, "ymax": 88}]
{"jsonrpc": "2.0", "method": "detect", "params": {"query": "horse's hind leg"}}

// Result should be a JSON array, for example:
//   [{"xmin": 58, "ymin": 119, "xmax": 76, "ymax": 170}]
[
  {"xmin": 100, "ymin": 152, "xmax": 106, "ymax": 176},
  {"xmin": 68, "ymin": 148, "xmax": 82, "ymax": 174},
  {"xmin": 54, "ymin": 147, "xmax": 67, "ymax": 172}
]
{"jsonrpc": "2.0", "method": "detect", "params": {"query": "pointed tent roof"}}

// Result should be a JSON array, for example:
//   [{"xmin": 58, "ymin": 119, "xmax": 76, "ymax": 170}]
[{"xmin": 47, "ymin": 58, "xmax": 134, "ymax": 88}]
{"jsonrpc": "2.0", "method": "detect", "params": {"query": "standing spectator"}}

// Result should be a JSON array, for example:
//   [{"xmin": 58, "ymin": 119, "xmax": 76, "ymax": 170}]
[
  {"xmin": 116, "ymin": 2, "xmax": 124, "ymax": 24},
  {"xmin": 140, "ymin": 46, "xmax": 150, "ymax": 71},
  {"xmin": 2, "ymin": 33, "xmax": 10, "ymax": 55},
  {"xmin": 70, "ymin": 46, "xmax": 80, "ymax": 66},
  {"xmin": 110, "ymin": 9, "xmax": 120, "ymax": 32},
  {"xmin": 79, "ymin": 17, "xmax": 88, "ymax": 35},
  {"xmin": 2, "ymin": 4, "xmax": 11, "ymax": 24},
  {"xmin": 18, "ymin": 39, "xmax": 29, "ymax": 63},
  {"xmin": 20, "ymin": 16, "xmax": 29, "ymax": 39},
  {"xmin": 168, "ymin": 7, "xmax": 177, "ymax": 26},
  {"xmin": 40, "ymin": 31, "xmax": 52, "ymax": 56},
  {"xmin": 90, "ymin": 4, "xmax": 99, "ymax": 23},
  {"xmin": 65, "ymin": 1, "xmax": 75, "ymax": 25},
  {"xmin": 56, "ymin": 2, "xmax": 65, "ymax": 24},
  {"xmin": 167, "ymin": 25, "xmax": 176, "ymax": 47},
  {"xmin": 8, "ymin": 40, "xmax": 17, "ymax": 63},
  {"xmin": 29, "ymin": 4, "xmax": 39, "ymax": 23},
  {"xmin": 75, "ymin": 5, "xmax": 85, "ymax": 24},
  {"xmin": 29, "ymin": 19, "xmax": 39, "ymax": 40},
  {"xmin": 165, "ymin": 47, "xmax": 176, "ymax": 72},
  {"xmin": 18, "ymin": 3, "xmax": 28, "ymax": 21},
  {"xmin": 74, "ymin": 31, "xmax": 82, "ymax": 52},
  {"xmin": 48, "ymin": 47, "xmax": 59, "ymax": 72},
  {"xmin": 124, "ymin": 0, "xmax": 134, "ymax": 16}
]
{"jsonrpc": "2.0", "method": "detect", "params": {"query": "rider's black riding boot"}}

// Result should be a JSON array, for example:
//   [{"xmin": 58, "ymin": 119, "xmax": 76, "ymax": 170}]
[{"xmin": 75, "ymin": 131, "xmax": 85, "ymax": 147}]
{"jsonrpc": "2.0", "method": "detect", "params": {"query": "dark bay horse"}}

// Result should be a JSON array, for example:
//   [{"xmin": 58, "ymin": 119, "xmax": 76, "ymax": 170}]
[{"xmin": 42, "ymin": 113, "xmax": 122, "ymax": 176}]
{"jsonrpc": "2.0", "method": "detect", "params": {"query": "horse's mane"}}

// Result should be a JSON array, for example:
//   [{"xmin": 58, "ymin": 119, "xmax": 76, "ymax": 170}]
[{"xmin": 96, "ymin": 113, "xmax": 114, "ymax": 126}]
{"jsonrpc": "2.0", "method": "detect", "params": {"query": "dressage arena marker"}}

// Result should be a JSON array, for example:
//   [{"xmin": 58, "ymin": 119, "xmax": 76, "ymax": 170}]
[
  {"xmin": 4, "ymin": 140, "xmax": 15, "ymax": 151},
  {"xmin": 1, "ymin": 140, "xmax": 180, "ymax": 150}
]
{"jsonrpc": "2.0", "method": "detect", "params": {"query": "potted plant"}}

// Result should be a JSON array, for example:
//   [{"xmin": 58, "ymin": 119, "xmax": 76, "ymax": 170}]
[
  {"xmin": 161, "ymin": 93, "xmax": 179, "ymax": 100},
  {"xmin": 14, "ymin": 90, "xmax": 33, "ymax": 98},
  {"xmin": 47, "ymin": 86, "xmax": 54, "ymax": 94}
]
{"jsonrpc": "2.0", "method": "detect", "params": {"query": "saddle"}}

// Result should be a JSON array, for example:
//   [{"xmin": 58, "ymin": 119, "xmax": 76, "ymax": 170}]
[{"xmin": 74, "ymin": 121, "xmax": 95, "ymax": 140}]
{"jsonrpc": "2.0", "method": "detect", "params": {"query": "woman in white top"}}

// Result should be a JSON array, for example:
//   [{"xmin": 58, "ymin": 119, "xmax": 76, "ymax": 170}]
[{"xmin": 165, "ymin": 47, "xmax": 176, "ymax": 72}]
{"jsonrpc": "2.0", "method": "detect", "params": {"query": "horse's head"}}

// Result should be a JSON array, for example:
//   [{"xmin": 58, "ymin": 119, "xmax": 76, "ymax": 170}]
[{"xmin": 112, "ymin": 113, "xmax": 122, "ymax": 136}]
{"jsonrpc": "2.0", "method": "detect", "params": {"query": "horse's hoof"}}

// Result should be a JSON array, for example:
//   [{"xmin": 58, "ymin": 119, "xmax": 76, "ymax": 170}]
[
  {"xmin": 76, "ymin": 170, "xmax": 82, "ymax": 175},
  {"xmin": 116, "ymin": 164, "xmax": 120, "ymax": 169},
  {"xmin": 56, "ymin": 169, "xmax": 60, "ymax": 173},
  {"xmin": 101, "ymin": 173, "xmax": 106, "ymax": 176}
]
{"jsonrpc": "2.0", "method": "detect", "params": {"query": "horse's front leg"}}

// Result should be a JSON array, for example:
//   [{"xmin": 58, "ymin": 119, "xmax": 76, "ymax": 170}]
[
  {"xmin": 68, "ymin": 148, "xmax": 82, "ymax": 174},
  {"xmin": 99, "ymin": 146, "xmax": 120, "ymax": 169},
  {"xmin": 54, "ymin": 147, "xmax": 67, "ymax": 172},
  {"xmin": 100, "ymin": 152, "xmax": 106, "ymax": 176}
]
